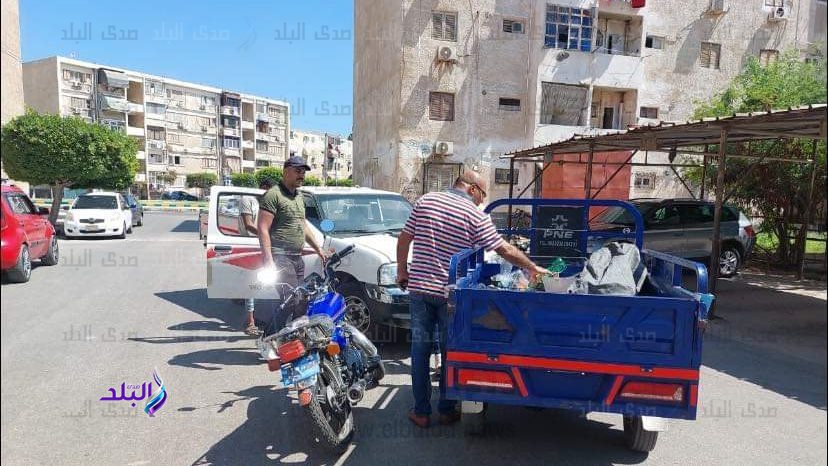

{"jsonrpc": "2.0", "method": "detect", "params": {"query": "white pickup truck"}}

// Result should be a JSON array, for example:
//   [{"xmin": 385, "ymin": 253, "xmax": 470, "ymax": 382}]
[{"xmin": 206, "ymin": 185, "xmax": 412, "ymax": 331}]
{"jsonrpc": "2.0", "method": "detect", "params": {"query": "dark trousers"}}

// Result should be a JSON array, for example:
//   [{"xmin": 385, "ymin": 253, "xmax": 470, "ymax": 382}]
[
  {"xmin": 409, "ymin": 292, "xmax": 456, "ymax": 416},
  {"xmin": 264, "ymin": 253, "xmax": 306, "ymax": 335}
]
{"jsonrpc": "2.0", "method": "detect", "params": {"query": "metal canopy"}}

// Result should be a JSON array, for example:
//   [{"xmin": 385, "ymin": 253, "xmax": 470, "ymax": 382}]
[
  {"xmin": 502, "ymin": 104, "xmax": 827, "ymax": 293},
  {"xmin": 505, "ymin": 105, "xmax": 827, "ymax": 160}
]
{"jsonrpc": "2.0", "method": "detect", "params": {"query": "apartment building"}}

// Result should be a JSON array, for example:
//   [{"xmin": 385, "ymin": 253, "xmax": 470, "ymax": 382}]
[
  {"xmin": 22, "ymin": 56, "xmax": 290, "ymax": 198},
  {"xmin": 354, "ymin": 0, "xmax": 826, "ymax": 202},
  {"xmin": 1, "ymin": 0, "xmax": 25, "ymax": 189},
  {"xmin": 289, "ymin": 129, "xmax": 354, "ymax": 181}
]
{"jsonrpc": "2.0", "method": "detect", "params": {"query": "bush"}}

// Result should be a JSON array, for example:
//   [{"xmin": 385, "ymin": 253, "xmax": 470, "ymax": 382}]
[
  {"xmin": 304, "ymin": 175, "xmax": 322, "ymax": 186},
  {"xmin": 326, "ymin": 178, "xmax": 354, "ymax": 187},
  {"xmin": 254, "ymin": 167, "xmax": 283, "ymax": 187}
]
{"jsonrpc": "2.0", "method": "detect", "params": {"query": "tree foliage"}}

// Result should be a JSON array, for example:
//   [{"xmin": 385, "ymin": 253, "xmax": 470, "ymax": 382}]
[
  {"xmin": 230, "ymin": 172, "xmax": 256, "ymax": 187},
  {"xmin": 1, "ymin": 110, "xmax": 139, "ymax": 224},
  {"xmin": 253, "ymin": 167, "xmax": 283, "ymax": 187},
  {"xmin": 685, "ymin": 51, "xmax": 827, "ymax": 266}
]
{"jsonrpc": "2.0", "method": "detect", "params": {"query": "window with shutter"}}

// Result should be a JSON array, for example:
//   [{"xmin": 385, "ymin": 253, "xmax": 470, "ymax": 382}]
[
  {"xmin": 429, "ymin": 92, "xmax": 455, "ymax": 121},
  {"xmin": 424, "ymin": 163, "xmax": 461, "ymax": 193},
  {"xmin": 639, "ymin": 107, "xmax": 659, "ymax": 119},
  {"xmin": 432, "ymin": 12, "xmax": 457, "ymax": 41},
  {"xmin": 700, "ymin": 42, "xmax": 721, "ymax": 69}
]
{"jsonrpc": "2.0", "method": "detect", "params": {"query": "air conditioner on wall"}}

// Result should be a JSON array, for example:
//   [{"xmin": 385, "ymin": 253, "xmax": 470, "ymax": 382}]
[
  {"xmin": 768, "ymin": 6, "xmax": 790, "ymax": 21},
  {"xmin": 437, "ymin": 46, "xmax": 457, "ymax": 62},
  {"xmin": 434, "ymin": 141, "xmax": 454, "ymax": 155}
]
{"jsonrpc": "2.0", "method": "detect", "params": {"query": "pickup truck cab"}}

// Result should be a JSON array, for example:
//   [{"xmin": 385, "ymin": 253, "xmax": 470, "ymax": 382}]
[{"xmin": 206, "ymin": 185, "xmax": 411, "ymax": 331}]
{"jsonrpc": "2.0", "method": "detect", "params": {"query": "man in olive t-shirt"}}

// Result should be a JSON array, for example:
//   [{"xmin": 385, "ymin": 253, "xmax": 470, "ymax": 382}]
[{"xmin": 257, "ymin": 156, "xmax": 329, "ymax": 330}]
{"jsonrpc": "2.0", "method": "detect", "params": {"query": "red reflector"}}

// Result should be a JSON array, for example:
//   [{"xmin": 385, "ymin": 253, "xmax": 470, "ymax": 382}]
[
  {"xmin": 267, "ymin": 358, "xmax": 282, "ymax": 372},
  {"xmin": 745, "ymin": 225, "xmax": 756, "ymax": 238},
  {"xmin": 457, "ymin": 369, "xmax": 515, "ymax": 390},
  {"xmin": 619, "ymin": 381, "xmax": 684, "ymax": 403},
  {"xmin": 277, "ymin": 340, "xmax": 306, "ymax": 363}
]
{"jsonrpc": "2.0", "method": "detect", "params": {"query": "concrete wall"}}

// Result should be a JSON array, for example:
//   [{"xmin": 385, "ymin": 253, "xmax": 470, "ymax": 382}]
[
  {"xmin": 1, "ymin": 0, "xmax": 24, "ymax": 124},
  {"xmin": 22, "ymin": 58, "xmax": 62, "ymax": 115},
  {"xmin": 353, "ymin": 0, "xmax": 405, "ymax": 192}
]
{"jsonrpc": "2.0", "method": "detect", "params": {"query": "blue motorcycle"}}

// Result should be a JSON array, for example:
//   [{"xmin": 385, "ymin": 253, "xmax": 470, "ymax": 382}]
[{"xmin": 257, "ymin": 245, "xmax": 385, "ymax": 451}]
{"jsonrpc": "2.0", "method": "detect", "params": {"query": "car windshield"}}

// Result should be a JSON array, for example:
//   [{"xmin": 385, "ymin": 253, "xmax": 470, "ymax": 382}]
[
  {"xmin": 73, "ymin": 195, "xmax": 118, "ymax": 209},
  {"xmin": 315, "ymin": 194, "xmax": 412, "ymax": 234}
]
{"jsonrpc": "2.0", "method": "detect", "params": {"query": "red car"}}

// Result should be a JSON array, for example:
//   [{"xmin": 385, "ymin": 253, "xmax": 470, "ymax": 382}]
[{"xmin": 1, "ymin": 183, "xmax": 59, "ymax": 282}]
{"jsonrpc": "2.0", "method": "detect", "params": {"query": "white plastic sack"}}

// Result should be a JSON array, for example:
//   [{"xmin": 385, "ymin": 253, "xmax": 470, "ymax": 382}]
[{"xmin": 583, "ymin": 242, "xmax": 648, "ymax": 296}]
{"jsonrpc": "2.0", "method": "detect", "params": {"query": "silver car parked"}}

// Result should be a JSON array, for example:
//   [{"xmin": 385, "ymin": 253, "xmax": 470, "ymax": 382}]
[{"xmin": 591, "ymin": 199, "xmax": 756, "ymax": 277}]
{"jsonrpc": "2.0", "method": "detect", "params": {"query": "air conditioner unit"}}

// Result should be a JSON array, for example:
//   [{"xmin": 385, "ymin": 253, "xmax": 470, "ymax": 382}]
[
  {"xmin": 768, "ymin": 6, "xmax": 790, "ymax": 21},
  {"xmin": 177, "ymin": 122, "xmax": 185, "ymax": 129},
  {"xmin": 199, "ymin": 104, "xmax": 206, "ymax": 110},
  {"xmin": 201, "ymin": 126, "xmax": 208, "ymax": 132},
  {"xmin": 437, "ymin": 46, "xmax": 458, "ymax": 62},
  {"xmin": 434, "ymin": 141, "xmax": 454, "ymax": 155},
  {"xmin": 708, "ymin": 0, "xmax": 726, "ymax": 13}
]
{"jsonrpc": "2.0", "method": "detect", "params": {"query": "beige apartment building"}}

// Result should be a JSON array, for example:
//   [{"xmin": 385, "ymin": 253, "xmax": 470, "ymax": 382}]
[
  {"xmin": 354, "ymin": 0, "xmax": 826, "ymax": 202},
  {"xmin": 289, "ymin": 129, "xmax": 354, "ymax": 181},
  {"xmin": 1, "ymin": 0, "xmax": 26, "ymax": 189},
  {"xmin": 22, "ymin": 56, "xmax": 290, "ymax": 198}
]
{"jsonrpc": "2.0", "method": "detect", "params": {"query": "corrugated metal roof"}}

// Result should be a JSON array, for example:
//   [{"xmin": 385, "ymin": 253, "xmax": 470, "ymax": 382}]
[{"xmin": 506, "ymin": 104, "xmax": 828, "ymax": 160}]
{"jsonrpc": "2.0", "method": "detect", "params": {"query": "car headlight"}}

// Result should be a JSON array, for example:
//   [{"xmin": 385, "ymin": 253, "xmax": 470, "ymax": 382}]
[
  {"xmin": 378, "ymin": 263, "xmax": 398, "ymax": 286},
  {"xmin": 66, "ymin": 212, "xmax": 75, "ymax": 222},
  {"xmin": 108, "ymin": 213, "xmax": 120, "ymax": 221}
]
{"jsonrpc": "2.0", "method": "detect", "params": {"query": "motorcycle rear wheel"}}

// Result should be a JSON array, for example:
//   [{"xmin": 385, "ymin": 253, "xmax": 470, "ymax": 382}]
[{"xmin": 305, "ymin": 355, "xmax": 354, "ymax": 451}]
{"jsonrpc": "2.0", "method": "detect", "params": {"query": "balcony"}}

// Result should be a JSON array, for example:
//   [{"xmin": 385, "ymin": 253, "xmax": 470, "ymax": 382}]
[
  {"xmin": 241, "ymin": 120, "xmax": 255, "ymax": 130},
  {"xmin": 127, "ymin": 102, "xmax": 144, "ymax": 114},
  {"xmin": 242, "ymin": 140, "xmax": 254, "ymax": 149},
  {"xmin": 64, "ymin": 81, "xmax": 93, "ymax": 94},
  {"xmin": 145, "ymin": 93, "xmax": 167, "ymax": 104},
  {"xmin": 147, "ymin": 140, "xmax": 166, "ymax": 150},
  {"xmin": 256, "ymin": 113, "xmax": 270, "ymax": 122},
  {"xmin": 127, "ymin": 126, "xmax": 145, "ymax": 137},
  {"xmin": 64, "ymin": 106, "xmax": 93, "ymax": 119},
  {"xmin": 221, "ymin": 127, "xmax": 240, "ymax": 137},
  {"xmin": 222, "ymin": 146, "xmax": 240, "ymax": 157},
  {"xmin": 220, "ymin": 106, "xmax": 240, "ymax": 117}
]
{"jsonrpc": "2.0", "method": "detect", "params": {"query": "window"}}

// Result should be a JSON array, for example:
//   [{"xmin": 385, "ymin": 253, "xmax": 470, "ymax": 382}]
[
  {"xmin": 167, "ymin": 155, "xmax": 182, "ymax": 166},
  {"xmin": 146, "ymin": 81, "xmax": 163, "ymax": 96},
  {"xmin": 540, "ymin": 82, "xmax": 588, "ymax": 125},
  {"xmin": 759, "ymin": 49, "xmax": 779, "ymax": 67},
  {"xmin": 678, "ymin": 204, "xmax": 714, "ymax": 225},
  {"xmin": 639, "ymin": 107, "xmax": 659, "ymax": 119},
  {"xmin": 645, "ymin": 35, "xmax": 664, "ymax": 49},
  {"xmin": 494, "ymin": 168, "xmax": 519, "ymax": 185},
  {"xmin": 647, "ymin": 205, "xmax": 681, "ymax": 229},
  {"xmin": 202, "ymin": 96, "xmax": 215, "ymax": 107},
  {"xmin": 167, "ymin": 133, "xmax": 181, "ymax": 144},
  {"xmin": 634, "ymin": 172, "xmax": 656, "ymax": 190},
  {"xmin": 201, "ymin": 137, "xmax": 216, "ymax": 148},
  {"xmin": 700, "ymin": 42, "xmax": 721, "ymax": 69},
  {"xmin": 147, "ymin": 127, "xmax": 164, "ymax": 140},
  {"xmin": 256, "ymin": 103, "xmax": 265, "ymax": 114},
  {"xmin": 432, "ymin": 11, "xmax": 458, "ymax": 41},
  {"xmin": 223, "ymin": 137, "xmax": 240, "ymax": 148},
  {"xmin": 63, "ymin": 69, "xmax": 90, "ymax": 83},
  {"xmin": 545, "ymin": 4, "xmax": 593, "ymax": 51},
  {"xmin": 499, "ymin": 98, "xmax": 521, "ymax": 111},
  {"xmin": 222, "ymin": 116, "xmax": 238, "ymax": 128},
  {"xmin": 764, "ymin": 0, "xmax": 784, "ymax": 6},
  {"xmin": 148, "ymin": 153, "xmax": 165, "ymax": 164},
  {"xmin": 424, "ymin": 163, "xmax": 461, "ymax": 193},
  {"xmin": 256, "ymin": 160, "xmax": 271, "ymax": 168},
  {"xmin": 503, "ymin": 19, "xmax": 525, "ymax": 34},
  {"xmin": 146, "ymin": 103, "xmax": 165, "ymax": 115},
  {"xmin": 223, "ymin": 96, "xmax": 240, "ymax": 107},
  {"xmin": 69, "ymin": 97, "xmax": 90, "ymax": 108},
  {"xmin": 429, "ymin": 92, "xmax": 455, "ymax": 121},
  {"xmin": 201, "ymin": 158, "xmax": 217, "ymax": 168},
  {"xmin": 5, "ymin": 193, "xmax": 35, "ymax": 214},
  {"xmin": 256, "ymin": 141, "xmax": 269, "ymax": 151}
]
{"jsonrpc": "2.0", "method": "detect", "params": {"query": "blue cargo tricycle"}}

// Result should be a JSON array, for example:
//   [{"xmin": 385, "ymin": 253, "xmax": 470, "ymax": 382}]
[{"xmin": 445, "ymin": 199, "xmax": 713, "ymax": 452}]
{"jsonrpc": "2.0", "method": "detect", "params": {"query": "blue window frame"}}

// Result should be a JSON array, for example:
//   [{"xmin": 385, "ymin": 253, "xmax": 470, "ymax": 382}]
[{"xmin": 545, "ymin": 4, "xmax": 593, "ymax": 51}]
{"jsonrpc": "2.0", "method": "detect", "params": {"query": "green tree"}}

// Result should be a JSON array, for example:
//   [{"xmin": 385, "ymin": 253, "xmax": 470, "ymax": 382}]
[
  {"xmin": 326, "ymin": 178, "xmax": 354, "ymax": 187},
  {"xmin": 685, "ymin": 51, "xmax": 827, "ymax": 265},
  {"xmin": 230, "ymin": 172, "xmax": 256, "ymax": 187},
  {"xmin": 186, "ymin": 171, "xmax": 218, "ymax": 198},
  {"xmin": 254, "ymin": 167, "xmax": 283, "ymax": 187},
  {"xmin": 304, "ymin": 174, "xmax": 323, "ymax": 186},
  {"xmin": 156, "ymin": 170, "xmax": 178, "ymax": 187},
  {"xmin": 1, "ymin": 110, "xmax": 139, "ymax": 224}
]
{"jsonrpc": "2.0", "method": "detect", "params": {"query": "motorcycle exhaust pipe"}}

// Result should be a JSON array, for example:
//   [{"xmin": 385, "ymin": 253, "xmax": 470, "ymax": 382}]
[
  {"xmin": 342, "ymin": 322, "xmax": 378, "ymax": 357},
  {"xmin": 347, "ymin": 380, "xmax": 366, "ymax": 404}
]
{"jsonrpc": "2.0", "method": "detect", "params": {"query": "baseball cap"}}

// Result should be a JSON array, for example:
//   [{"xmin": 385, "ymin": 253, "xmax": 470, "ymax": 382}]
[{"xmin": 284, "ymin": 156, "xmax": 311, "ymax": 171}]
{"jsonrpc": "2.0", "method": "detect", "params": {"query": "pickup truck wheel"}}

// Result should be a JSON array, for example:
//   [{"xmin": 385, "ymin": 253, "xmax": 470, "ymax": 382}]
[
  {"xmin": 623, "ymin": 416, "xmax": 658, "ymax": 452},
  {"xmin": 340, "ymin": 282, "xmax": 372, "ymax": 333},
  {"xmin": 136, "ymin": 214, "xmax": 143, "ymax": 226}
]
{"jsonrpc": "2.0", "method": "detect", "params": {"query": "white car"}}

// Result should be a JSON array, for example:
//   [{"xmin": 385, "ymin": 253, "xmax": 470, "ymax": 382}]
[
  {"xmin": 63, "ymin": 192, "xmax": 133, "ymax": 239},
  {"xmin": 206, "ymin": 185, "xmax": 412, "ymax": 331}
]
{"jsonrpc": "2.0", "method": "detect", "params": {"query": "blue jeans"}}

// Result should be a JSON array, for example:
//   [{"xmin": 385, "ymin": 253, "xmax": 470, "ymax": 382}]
[{"xmin": 410, "ymin": 292, "xmax": 456, "ymax": 416}]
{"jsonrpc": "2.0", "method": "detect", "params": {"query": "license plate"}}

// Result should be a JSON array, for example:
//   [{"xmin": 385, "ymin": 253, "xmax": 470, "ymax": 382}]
[
  {"xmin": 84, "ymin": 224, "xmax": 100, "ymax": 231},
  {"xmin": 280, "ymin": 352, "xmax": 320, "ymax": 387}
]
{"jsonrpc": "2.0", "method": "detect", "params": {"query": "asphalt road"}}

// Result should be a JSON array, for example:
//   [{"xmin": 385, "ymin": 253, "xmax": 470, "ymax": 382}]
[{"xmin": 1, "ymin": 212, "xmax": 826, "ymax": 466}]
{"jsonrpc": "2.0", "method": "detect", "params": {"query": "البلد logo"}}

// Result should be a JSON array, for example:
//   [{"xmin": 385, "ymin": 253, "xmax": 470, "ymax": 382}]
[{"xmin": 144, "ymin": 368, "xmax": 168, "ymax": 417}]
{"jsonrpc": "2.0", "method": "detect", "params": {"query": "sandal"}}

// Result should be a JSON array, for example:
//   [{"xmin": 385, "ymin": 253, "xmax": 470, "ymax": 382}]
[{"xmin": 244, "ymin": 324, "xmax": 262, "ymax": 336}]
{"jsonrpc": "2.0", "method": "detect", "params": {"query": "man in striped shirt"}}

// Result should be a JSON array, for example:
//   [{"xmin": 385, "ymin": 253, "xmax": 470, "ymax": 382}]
[{"xmin": 396, "ymin": 171, "xmax": 546, "ymax": 428}]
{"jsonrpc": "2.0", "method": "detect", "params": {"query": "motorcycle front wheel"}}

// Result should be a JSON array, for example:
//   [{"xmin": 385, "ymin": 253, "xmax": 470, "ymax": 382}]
[{"xmin": 305, "ymin": 355, "xmax": 354, "ymax": 451}]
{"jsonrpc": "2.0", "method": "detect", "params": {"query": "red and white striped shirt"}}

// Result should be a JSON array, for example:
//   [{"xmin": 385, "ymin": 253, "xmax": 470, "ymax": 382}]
[{"xmin": 403, "ymin": 189, "xmax": 505, "ymax": 297}]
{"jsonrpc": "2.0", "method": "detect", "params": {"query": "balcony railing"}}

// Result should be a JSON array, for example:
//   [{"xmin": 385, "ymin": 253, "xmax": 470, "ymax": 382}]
[{"xmin": 221, "ymin": 106, "xmax": 240, "ymax": 116}]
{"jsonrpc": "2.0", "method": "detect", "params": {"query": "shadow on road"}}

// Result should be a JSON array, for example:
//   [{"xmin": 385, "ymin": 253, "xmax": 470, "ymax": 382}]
[
  {"xmin": 172, "ymin": 220, "xmax": 200, "ymax": 233},
  {"xmin": 703, "ymin": 278, "xmax": 827, "ymax": 410},
  {"xmin": 188, "ymin": 383, "xmax": 649, "ymax": 466}
]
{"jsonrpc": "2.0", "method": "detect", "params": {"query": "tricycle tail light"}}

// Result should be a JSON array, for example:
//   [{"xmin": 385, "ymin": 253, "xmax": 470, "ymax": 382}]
[{"xmin": 619, "ymin": 381, "xmax": 684, "ymax": 403}]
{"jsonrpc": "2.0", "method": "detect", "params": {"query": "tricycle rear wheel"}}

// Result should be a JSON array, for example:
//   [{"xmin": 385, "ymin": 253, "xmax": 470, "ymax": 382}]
[{"xmin": 623, "ymin": 416, "xmax": 658, "ymax": 452}]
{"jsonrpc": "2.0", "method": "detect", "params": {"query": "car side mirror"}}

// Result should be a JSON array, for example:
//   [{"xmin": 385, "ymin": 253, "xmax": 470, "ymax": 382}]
[{"xmin": 38, "ymin": 207, "xmax": 50, "ymax": 215}]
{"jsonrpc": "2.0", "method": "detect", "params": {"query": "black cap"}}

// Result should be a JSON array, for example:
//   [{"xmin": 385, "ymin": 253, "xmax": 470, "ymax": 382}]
[{"xmin": 284, "ymin": 156, "xmax": 311, "ymax": 171}]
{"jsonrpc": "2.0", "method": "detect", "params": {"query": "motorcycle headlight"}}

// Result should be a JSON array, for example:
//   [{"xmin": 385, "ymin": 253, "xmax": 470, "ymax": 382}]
[{"xmin": 378, "ymin": 263, "xmax": 398, "ymax": 286}]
